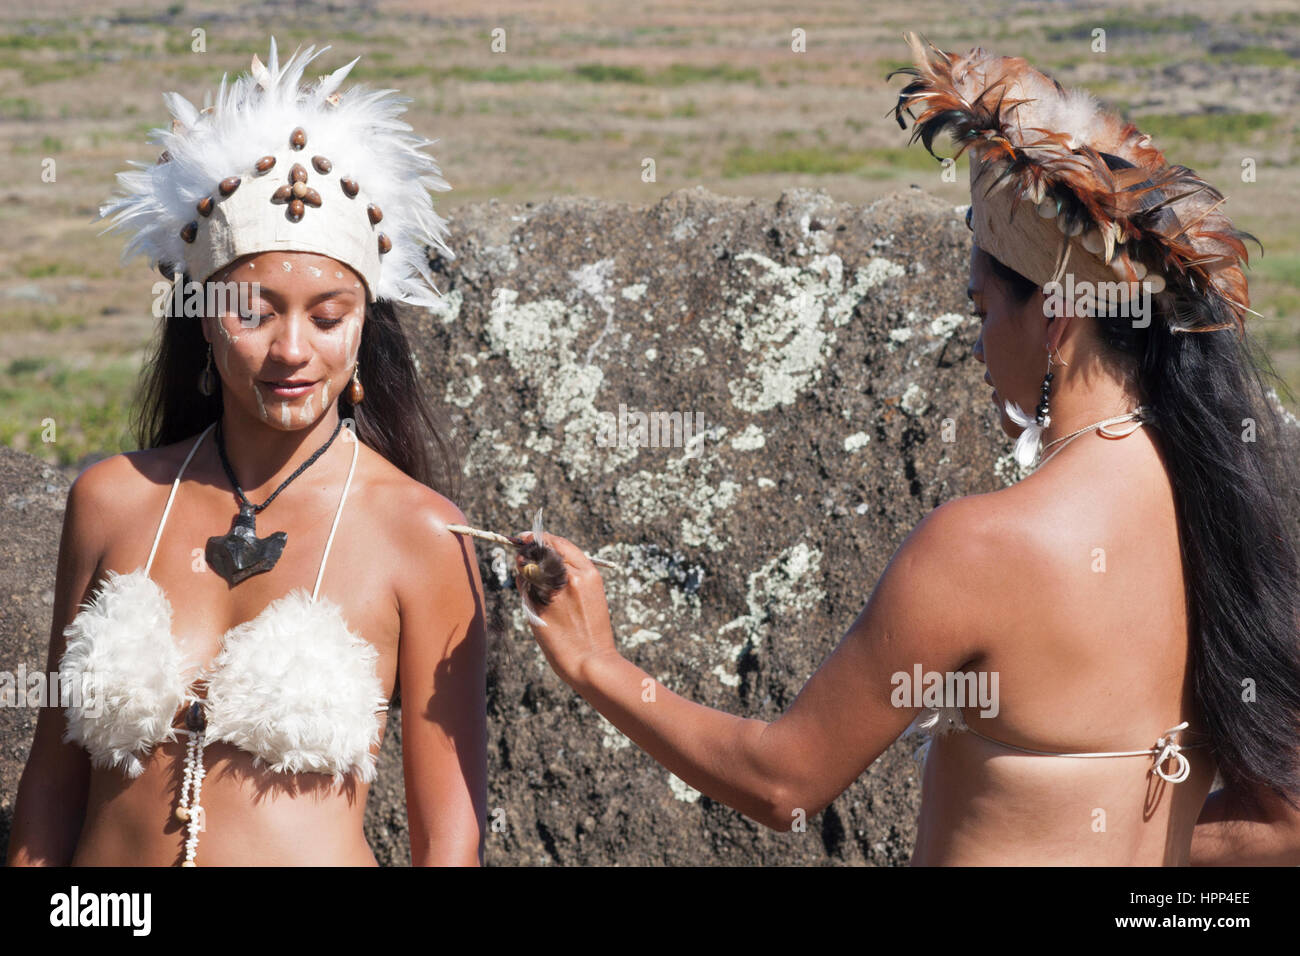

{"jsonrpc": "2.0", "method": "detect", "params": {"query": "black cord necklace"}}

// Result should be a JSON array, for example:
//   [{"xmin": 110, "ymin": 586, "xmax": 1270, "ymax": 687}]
[{"xmin": 204, "ymin": 415, "xmax": 344, "ymax": 586}]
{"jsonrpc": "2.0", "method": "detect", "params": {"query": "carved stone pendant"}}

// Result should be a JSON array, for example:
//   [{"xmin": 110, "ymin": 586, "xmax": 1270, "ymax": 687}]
[{"xmin": 204, "ymin": 502, "xmax": 287, "ymax": 585}]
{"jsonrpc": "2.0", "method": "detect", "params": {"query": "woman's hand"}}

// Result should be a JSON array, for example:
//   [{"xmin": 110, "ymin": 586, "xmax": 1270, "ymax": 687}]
[{"xmin": 512, "ymin": 530, "xmax": 621, "ymax": 686}]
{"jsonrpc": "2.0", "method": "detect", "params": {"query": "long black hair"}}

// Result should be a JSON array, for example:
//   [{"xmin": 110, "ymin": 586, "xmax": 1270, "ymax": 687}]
[
  {"xmin": 129, "ymin": 273, "xmax": 462, "ymax": 501},
  {"xmin": 981, "ymin": 247, "xmax": 1300, "ymax": 813}
]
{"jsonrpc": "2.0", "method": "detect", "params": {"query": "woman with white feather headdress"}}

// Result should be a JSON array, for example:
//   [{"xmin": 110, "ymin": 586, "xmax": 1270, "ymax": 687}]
[
  {"xmin": 9, "ymin": 38, "xmax": 488, "ymax": 867},
  {"xmin": 504, "ymin": 34, "xmax": 1300, "ymax": 866}
]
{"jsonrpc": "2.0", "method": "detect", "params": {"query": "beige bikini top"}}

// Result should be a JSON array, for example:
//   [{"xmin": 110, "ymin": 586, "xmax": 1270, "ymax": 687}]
[{"xmin": 904, "ymin": 705, "xmax": 1205, "ymax": 783}]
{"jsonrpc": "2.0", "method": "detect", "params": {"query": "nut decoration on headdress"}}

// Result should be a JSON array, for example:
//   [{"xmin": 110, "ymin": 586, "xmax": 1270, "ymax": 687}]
[
  {"xmin": 889, "ymin": 32, "xmax": 1259, "ymax": 334},
  {"xmin": 96, "ymin": 36, "xmax": 453, "ymax": 309}
]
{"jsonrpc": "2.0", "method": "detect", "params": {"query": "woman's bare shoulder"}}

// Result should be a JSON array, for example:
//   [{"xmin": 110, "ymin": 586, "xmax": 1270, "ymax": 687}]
[
  {"xmin": 357, "ymin": 446, "xmax": 467, "ymax": 558},
  {"xmin": 358, "ymin": 447, "xmax": 463, "ymax": 519},
  {"xmin": 356, "ymin": 449, "xmax": 481, "ymax": 617},
  {"xmin": 57, "ymin": 434, "xmax": 207, "ymax": 577},
  {"xmin": 902, "ymin": 483, "xmax": 1064, "ymax": 585},
  {"xmin": 71, "ymin": 435, "xmax": 205, "ymax": 521},
  {"xmin": 910, "ymin": 485, "xmax": 1027, "ymax": 547}
]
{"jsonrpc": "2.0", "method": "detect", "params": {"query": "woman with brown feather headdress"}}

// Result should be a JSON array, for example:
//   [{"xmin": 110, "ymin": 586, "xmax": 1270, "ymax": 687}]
[{"xmin": 505, "ymin": 34, "xmax": 1300, "ymax": 865}]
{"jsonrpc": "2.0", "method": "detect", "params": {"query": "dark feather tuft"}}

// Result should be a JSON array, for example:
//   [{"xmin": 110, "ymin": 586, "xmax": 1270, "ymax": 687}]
[{"xmin": 511, "ymin": 536, "xmax": 568, "ymax": 607}]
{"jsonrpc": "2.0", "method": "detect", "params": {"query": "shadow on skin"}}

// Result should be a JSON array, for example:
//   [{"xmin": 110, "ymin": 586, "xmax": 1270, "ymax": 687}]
[
  {"xmin": 159, "ymin": 687, "xmax": 387, "ymax": 806},
  {"xmin": 417, "ymin": 534, "xmax": 488, "ymax": 836},
  {"xmin": 1144, "ymin": 768, "xmax": 1170, "ymax": 822}
]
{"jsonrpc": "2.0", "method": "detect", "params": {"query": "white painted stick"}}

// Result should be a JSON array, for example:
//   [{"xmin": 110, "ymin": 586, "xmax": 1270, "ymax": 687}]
[{"xmin": 447, "ymin": 524, "xmax": 620, "ymax": 569}]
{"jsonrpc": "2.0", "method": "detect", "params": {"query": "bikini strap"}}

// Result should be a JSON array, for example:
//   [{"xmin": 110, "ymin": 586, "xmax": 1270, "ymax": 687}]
[
  {"xmin": 962, "ymin": 719, "xmax": 1200, "ymax": 783},
  {"xmin": 311, "ymin": 425, "xmax": 360, "ymax": 603},
  {"xmin": 145, "ymin": 422, "xmax": 217, "ymax": 576}
]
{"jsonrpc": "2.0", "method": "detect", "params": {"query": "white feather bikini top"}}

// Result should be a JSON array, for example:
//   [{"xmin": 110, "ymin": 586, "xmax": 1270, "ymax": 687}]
[{"xmin": 59, "ymin": 421, "xmax": 389, "ymax": 784}]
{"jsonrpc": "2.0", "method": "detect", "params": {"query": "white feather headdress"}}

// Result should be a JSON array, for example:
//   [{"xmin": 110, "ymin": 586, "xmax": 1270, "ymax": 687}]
[{"xmin": 96, "ymin": 36, "xmax": 453, "ymax": 309}]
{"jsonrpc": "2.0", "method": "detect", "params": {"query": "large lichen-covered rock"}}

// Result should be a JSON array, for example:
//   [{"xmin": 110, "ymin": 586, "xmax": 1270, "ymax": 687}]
[
  {"xmin": 0, "ymin": 187, "xmax": 1017, "ymax": 866},
  {"xmin": 0, "ymin": 451, "xmax": 67, "ymax": 862},
  {"xmin": 405, "ymin": 185, "xmax": 1013, "ymax": 865}
]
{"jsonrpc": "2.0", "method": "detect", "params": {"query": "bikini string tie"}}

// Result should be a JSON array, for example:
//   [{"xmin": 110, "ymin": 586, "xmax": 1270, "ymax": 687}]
[{"xmin": 1151, "ymin": 721, "xmax": 1191, "ymax": 784}]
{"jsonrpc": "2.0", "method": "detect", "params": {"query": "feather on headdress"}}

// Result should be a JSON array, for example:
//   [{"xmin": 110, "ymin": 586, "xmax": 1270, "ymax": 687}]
[
  {"xmin": 889, "ymin": 32, "xmax": 1259, "ymax": 334},
  {"xmin": 96, "ymin": 36, "xmax": 453, "ymax": 309}
]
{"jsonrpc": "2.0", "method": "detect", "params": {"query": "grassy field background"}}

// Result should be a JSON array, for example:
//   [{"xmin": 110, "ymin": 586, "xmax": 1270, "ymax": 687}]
[{"xmin": 1, "ymin": 0, "xmax": 1297, "ymax": 470}]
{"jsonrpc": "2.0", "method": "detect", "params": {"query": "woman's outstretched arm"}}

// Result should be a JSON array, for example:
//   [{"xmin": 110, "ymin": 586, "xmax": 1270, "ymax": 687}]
[
  {"xmin": 521, "ymin": 498, "xmax": 993, "ymax": 830},
  {"xmin": 397, "ymin": 496, "xmax": 488, "ymax": 866}
]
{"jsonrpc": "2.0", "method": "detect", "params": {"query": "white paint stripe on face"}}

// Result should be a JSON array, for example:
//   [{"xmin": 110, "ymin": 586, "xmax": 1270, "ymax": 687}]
[
  {"xmin": 300, "ymin": 391, "xmax": 315, "ymax": 423},
  {"xmin": 343, "ymin": 316, "xmax": 356, "ymax": 362},
  {"xmin": 322, "ymin": 379, "xmax": 330, "ymax": 408},
  {"xmin": 252, "ymin": 377, "xmax": 267, "ymax": 420},
  {"xmin": 349, "ymin": 314, "xmax": 363, "ymax": 367},
  {"xmin": 282, "ymin": 261, "xmax": 293, "ymax": 272},
  {"xmin": 281, "ymin": 400, "xmax": 291, "ymax": 426},
  {"xmin": 213, "ymin": 319, "xmax": 238, "ymax": 380}
]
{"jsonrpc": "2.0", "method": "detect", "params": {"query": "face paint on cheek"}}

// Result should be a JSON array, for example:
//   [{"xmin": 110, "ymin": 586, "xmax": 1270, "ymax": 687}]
[
  {"xmin": 299, "ymin": 390, "xmax": 315, "ymax": 423},
  {"xmin": 212, "ymin": 320, "xmax": 240, "ymax": 379},
  {"xmin": 251, "ymin": 375, "xmax": 268, "ymax": 420},
  {"xmin": 321, "ymin": 379, "xmax": 331, "ymax": 408},
  {"xmin": 343, "ymin": 316, "xmax": 358, "ymax": 367},
  {"xmin": 281, "ymin": 401, "xmax": 291, "ymax": 427},
  {"xmin": 282, "ymin": 261, "xmax": 293, "ymax": 272}
]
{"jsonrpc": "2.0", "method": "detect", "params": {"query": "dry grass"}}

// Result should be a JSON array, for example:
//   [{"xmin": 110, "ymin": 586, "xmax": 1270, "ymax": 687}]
[{"xmin": 1, "ymin": 0, "xmax": 1296, "ymax": 467}]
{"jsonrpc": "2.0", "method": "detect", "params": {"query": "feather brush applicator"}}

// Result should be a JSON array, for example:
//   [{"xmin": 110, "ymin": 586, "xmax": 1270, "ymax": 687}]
[
  {"xmin": 448, "ymin": 509, "xmax": 617, "ymax": 628},
  {"xmin": 511, "ymin": 508, "xmax": 569, "ymax": 621}
]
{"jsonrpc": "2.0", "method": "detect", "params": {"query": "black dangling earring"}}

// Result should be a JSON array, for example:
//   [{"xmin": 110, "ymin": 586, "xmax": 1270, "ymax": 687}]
[
  {"xmin": 1037, "ymin": 347, "xmax": 1067, "ymax": 428},
  {"xmin": 198, "ymin": 343, "xmax": 216, "ymax": 396}
]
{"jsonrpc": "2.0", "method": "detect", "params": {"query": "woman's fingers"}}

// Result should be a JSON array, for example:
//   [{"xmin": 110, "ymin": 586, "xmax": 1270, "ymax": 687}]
[
  {"xmin": 545, "ymin": 534, "xmax": 596, "ymax": 573},
  {"xmin": 507, "ymin": 526, "xmax": 619, "ymax": 683}
]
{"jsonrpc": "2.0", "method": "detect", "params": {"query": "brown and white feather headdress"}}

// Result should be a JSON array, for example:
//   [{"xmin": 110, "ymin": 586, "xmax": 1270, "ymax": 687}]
[{"xmin": 890, "ymin": 32, "xmax": 1259, "ymax": 334}]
